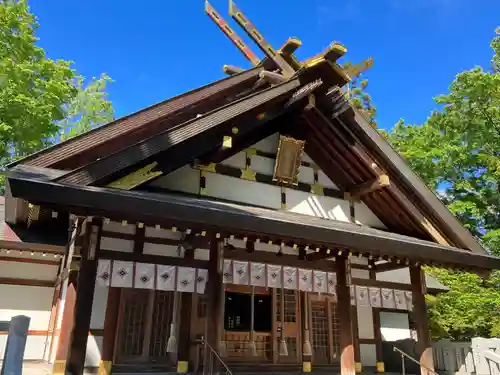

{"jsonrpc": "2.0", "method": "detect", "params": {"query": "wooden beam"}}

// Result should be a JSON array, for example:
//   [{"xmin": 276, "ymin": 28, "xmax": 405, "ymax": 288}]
[
  {"xmin": 205, "ymin": 1, "xmax": 260, "ymax": 66},
  {"xmin": 0, "ymin": 256, "xmax": 59, "ymax": 266},
  {"xmin": 177, "ymin": 248, "xmax": 195, "ymax": 373},
  {"xmin": 0, "ymin": 277, "xmax": 54, "ymax": 287},
  {"xmin": 347, "ymin": 174, "xmax": 390, "ymax": 200},
  {"xmin": 259, "ymin": 70, "xmax": 287, "ymax": 84},
  {"xmin": 229, "ymin": 1, "xmax": 296, "ymax": 77},
  {"xmin": 410, "ymin": 266, "xmax": 435, "ymax": 375},
  {"xmin": 222, "ymin": 65, "xmax": 245, "ymax": 75},
  {"xmin": 99, "ymin": 249, "xmax": 208, "ymax": 269}
]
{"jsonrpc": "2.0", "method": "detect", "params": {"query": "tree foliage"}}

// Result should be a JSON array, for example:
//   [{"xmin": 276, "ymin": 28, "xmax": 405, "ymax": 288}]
[
  {"xmin": 388, "ymin": 28, "xmax": 500, "ymax": 339},
  {"xmin": 0, "ymin": 0, "xmax": 114, "ymax": 167}
]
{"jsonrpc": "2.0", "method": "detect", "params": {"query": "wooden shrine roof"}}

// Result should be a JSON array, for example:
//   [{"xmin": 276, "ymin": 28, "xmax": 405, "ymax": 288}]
[{"xmin": 6, "ymin": 172, "xmax": 500, "ymax": 271}]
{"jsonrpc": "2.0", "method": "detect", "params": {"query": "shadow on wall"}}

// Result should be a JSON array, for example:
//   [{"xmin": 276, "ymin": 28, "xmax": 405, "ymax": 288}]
[{"xmin": 383, "ymin": 339, "xmax": 420, "ymax": 374}]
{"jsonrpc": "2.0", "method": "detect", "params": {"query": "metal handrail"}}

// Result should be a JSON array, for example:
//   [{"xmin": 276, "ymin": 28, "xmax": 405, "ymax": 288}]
[
  {"xmin": 393, "ymin": 346, "xmax": 439, "ymax": 375},
  {"xmin": 203, "ymin": 338, "xmax": 234, "ymax": 375}
]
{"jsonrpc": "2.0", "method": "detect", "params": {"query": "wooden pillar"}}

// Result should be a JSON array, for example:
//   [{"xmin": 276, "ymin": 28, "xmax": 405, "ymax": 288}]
[
  {"xmin": 337, "ymin": 257, "xmax": 356, "ymax": 375},
  {"xmin": 98, "ymin": 287, "xmax": 120, "ymax": 375},
  {"xmin": 66, "ymin": 219, "xmax": 102, "ymax": 375},
  {"xmin": 205, "ymin": 238, "xmax": 223, "ymax": 371},
  {"xmin": 369, "ymin": 265, "xmax": 384, "ymax": 373},
  {"xmin": 177, "ymin": 249, "xmax": 195, "ymax": 374},
  {"xmin": 52, "ymin": 270, "xmax": 78, "ymax": 374},
  {"xmin": 409, "ymin": 266, "xmax": 434, "ymax": 375},
  {"xmin": 351, "ymin": 306, "xmax": 362, "ymax": 373}
]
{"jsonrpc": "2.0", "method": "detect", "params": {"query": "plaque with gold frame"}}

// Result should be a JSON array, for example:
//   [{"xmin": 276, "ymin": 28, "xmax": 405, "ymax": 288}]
[{"xmin": 273, "ymin": 135, "xmax": 305, "ymax": 186}]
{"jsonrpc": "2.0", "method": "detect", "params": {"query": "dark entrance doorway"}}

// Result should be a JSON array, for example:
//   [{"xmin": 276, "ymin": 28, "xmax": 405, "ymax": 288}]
[{"xmin": 224, "ymin": 291, "xmax": 272, "ymax": 332}]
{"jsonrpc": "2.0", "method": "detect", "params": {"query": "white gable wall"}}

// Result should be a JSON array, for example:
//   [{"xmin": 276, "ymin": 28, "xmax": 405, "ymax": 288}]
[{"xmin": 147, "ymin": 133, "xmax": 386, "ymax": 230}]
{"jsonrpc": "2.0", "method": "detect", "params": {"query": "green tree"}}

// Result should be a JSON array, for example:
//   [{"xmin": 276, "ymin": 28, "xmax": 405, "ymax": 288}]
[
  {"xmin": 0, "ymin": 0, "xmax": 114, "ymax": 166},
  {"xmin": 343, "ymin": 58, "xmax": 378, "ymax": 128},
  {"xmin": 388, "ymin": 28, "xmax": 500, "ymax": 339}
]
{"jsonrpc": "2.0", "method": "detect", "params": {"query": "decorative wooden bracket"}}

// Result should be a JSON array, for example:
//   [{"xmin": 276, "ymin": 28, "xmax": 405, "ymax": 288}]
[
  {"xmin": 106, "ymin": 162, "xmax": 163, "ymax": 190},
  {"xmin": 346, "ymin": 174, "xmax": 390, "ymax": 200}
]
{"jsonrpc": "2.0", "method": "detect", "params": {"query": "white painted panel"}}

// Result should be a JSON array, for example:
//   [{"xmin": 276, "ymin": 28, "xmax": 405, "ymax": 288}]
[
  {"xmin": 0, "ymin": 285, "xmax": 53, "ymax": 330},
  {"xmin": 251, "ymin": 133, "xmax": 279, "ymax": 153},
  {"xmin": 102, "ymin": 220, "xmax": 135, "ymax": 234},
  {"xmin": 0, "ymin": 334, "xmax": 48, "ymax": 360},
  {"xmin": 360, "ymin": 343, "xmax": 377, "ymax": 366},
  {"xmin": 85, "ymin": 335, "xmax": 103, "ymax": 367},
  {"xmin": 357, "ymin": 306, "xmax": 374, "ymax": 339},
  {"xmin": 352, "ymin": 269, "xmax": 370, "ymax": 279},
  {"xmin": 100, "ymin": 237, "xmax": 134, "ymax": 253},
  {"xmin": 355, "ymin": 202, "xmax": 387, "ymax": 229},
  {"xmin": 350, "ymin": 257, "xmax": 369, "ymax": 265},
  {"xmin": 318, "ymin": 170, "xmax": 339, "ymax": 189},
  {"xmin": 220, "ymin": 151, "xmax": 246, "ymax": 169},
  {"xmin": 302, "ymin": 153, "xmax": 314, "ymax": 164},
  {"xmin": 287, "ymin": 189, "xmax": 351, "ymax": 222},
  {"xmin": 380, "ymin": 311, "xmax": 411, "ymax": 341},
  {"xmin": 205, "ymin": 173, "xmax": 281, "ymax": 209},
  {"xmin": 298, "ymin": 166, "xmax": 315, "ymax": 184},
  {"xmin": 0, "ymin": 262, "xmax": 57, "ymax": 281},
  {"xmin": 251, "ymin": 155, "xmax": 275, "ymax": 175},
  {"xmin": 143, "ymin": 243, "xmax": 181, "ymax": 257},
  {"xmin": 145, "ymin": 226, "xmax": 183, "ymax": 240},
  {"xmin": 195, "ymin": 248, "xmax": 210, "ymax": 261},
  {"xmin": 90, "ymin": 285, "xmax": 108, "ymax": 330},
  {"xmin": 149, "ymin": 165, "xmax": 200, "ymax": 194}
]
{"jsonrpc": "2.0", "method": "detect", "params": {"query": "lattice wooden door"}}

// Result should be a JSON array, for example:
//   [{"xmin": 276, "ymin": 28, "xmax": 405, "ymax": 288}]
[
  {"xmin": 311, "ymin": 301, "xmax": 330, "ymax": 364},
  {"xmin": 275, "ymin": 289, "xmax": 300, "ymax": 364},
  {"xmin": 115, "ymin": 289, "xmax": 174, "ymax": 364}
]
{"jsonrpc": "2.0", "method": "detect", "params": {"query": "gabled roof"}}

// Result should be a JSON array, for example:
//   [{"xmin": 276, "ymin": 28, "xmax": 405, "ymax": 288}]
[{"xmin": 6, "ymin": 5, "xmax": 486, "ymax": 260}]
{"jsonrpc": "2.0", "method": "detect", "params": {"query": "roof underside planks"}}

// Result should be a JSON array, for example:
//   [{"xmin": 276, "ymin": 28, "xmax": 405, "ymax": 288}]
[{"xmin": 6, "ymin": 174, "xmax": 500, "ymax": 271}]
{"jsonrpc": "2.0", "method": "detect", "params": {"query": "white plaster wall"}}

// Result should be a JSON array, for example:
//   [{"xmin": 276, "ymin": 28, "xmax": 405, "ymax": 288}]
[
  {"xmin": 286, "ymin": 189, "xmax": 350, "ymax": 222},
  {"xmin": 100, "ymin": 237, "xmax": 134, "ymax": 253},
  {"xmin": 143, "ymin": 243, "xmax": 182, "ymax": 257},
  {"xmin": 102, "ymin": 220, "xmax": 136, "ymax": 234},
  {"xmin": 0, "ymin": 284, "xmax": 54, "ymax": 360},
  {"xmin": 149, "ymin": 165, "xmax": 200, "ymax": 194},
  {"xmin": 85, "ymin": 335, "xmax": 103, "ymax": 367},
  {"xmin": 360, "ymin": 343, "xmax": 377, "ymax": 366},
  {"xmin": 355, "ymin": 202, "xmax": 386, "ymax": 229},
  {"xmin": 380, "ymin": 311, "xmax": 411, "ymax": 341},
  {"xmin": 351, "ymin": 269, "xmax": 370, "ymax": 279},
  {"xmin": 0, "ymin": 262, "xmax": 57, "ymax": 281},
  {"xmin": 357, "ymin": 306, "xmax": 374, "ymax": 340},
  {"xmin": 90, "ymin": 285, "xmax": 108, "ymax": 330}
]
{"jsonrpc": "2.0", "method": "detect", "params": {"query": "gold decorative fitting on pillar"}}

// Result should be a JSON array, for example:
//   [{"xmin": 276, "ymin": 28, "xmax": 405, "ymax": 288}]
[
  {"xmin": 293, "ymin": 244, "xmax": 297, "ymax": 249},
  {"xmin": 98, "ymin": 360, "xmax": 113, "ymax": 375},
  {"xmin": 376, "ymin": 361, "xmax": 385, "ymax": 373},
  {"xmin": 338, "ymin": 250, "xmax": 342, "ymax": 256},
  {"xmin": 216, "ymin": 233, "xmax": 221, "ymax": 238},
  {"xmin": 121, "ymin": 220, "xmax": 127, "ymax": 226},
  {"xmin": 310, "ymin": 183, "xmax": 324, "ymax": 196},
  {"xmin": 256, "ymin": 112, "xmax": 265, "ymax": 120},
  {"xmin": 222, "ymin": 135, "xmax": 232, "ymax": 149},
  {"xmin": 52, "ymin": 360, "xmax": 66, "ymax": 375},
  {"xmin": 196, "ymin": 162, "xmax": 217, "ymax": 173},
  {"xmin": 177, "ymin": 360, "xmax": 189, "ymax": 374},
  {"xmin": 104, "ymin": 218, "xmax": 110, "ymax": 224},
  {"xmin": 268, "ymin": 240, "xmax": 273, "ymax": 245},
  {"xmin": 171, "ymin": 226, "xmax": 177, "ymax": 232},
  {"xmin": 52, "ymin": 211, "xmax": 58, "ymax": 218},
  {"xmin": 201, "ymin": 231, "xmax": 207, "ymax": 236},
  {"xmin": 137, "ymin": 222, "xmax": 144, "ymax": 229},
  {"xmin": 232, "ymin": 127, "xmax": 239, "ymax": 134},
  {"xmin": 355, "ymin": 362, "xmax": 363, "ymax": 373},
  {"xmin": 302, "ymin": 362, "xmax": 312, "ymax": 373},
  {"xmin": 326, "ymin": 249, "xmax": 331, "ymax": 254},
  {"xmin": 155, "ymin": 224, "xmax": 161, "ymax": 230}
]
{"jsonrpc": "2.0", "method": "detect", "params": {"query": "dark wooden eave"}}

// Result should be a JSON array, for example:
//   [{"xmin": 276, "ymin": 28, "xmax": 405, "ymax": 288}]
[
  {"xmin": 7, "ymin": 174, "xmax": 500, "ymax": 271},
  {"xmin": 53, "ymin": 78, "xmax": 306, "ymax": 187},
  {"xmin": 8, "ymin": 67, "xmax": 264, "ymax": 171}
]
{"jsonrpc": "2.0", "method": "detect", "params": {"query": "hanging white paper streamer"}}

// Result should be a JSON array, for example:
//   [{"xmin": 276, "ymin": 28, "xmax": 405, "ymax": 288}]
[
  {"xmin": 327, "ymin": 273, "xmax": 336, "ymax": 295},
  {"xmin": 283, "ymin": 267, "xmax": 298, "ymax": 290},
  {"xmin": 369, "ymin": 287, "xmax": 382, "ymax": 308},
  {"xmin": 134, "ymin": 263, "xmax": 155, "ymax": 290},
  {"xmin": 394, "ymin": 290, "xmax": 407, "ymax": 310},
  {"xmin": 266, "ymin": 264, "xmax": 282, "ymax": 288},
  {"xmin": 298, "ymin": 269, "xmax": 313, "ymax": 292},
  {"xmin": 381, "ymin": 288, "xmax": 396, "ymax": 309},
  {"xmin": 177, "ymin": 267, "xmax": 196, "ymax": 293},
  {"xmin": 223, "ymin": 259, "xmax": 233, "ymax": 284},
  {"xmin": 250, "ymin": 262, "xmax": 266, "ymax": 287},
  {"xmin": 313, "ymin": 270, "xmax": 327, "ymax": 293},
  {"xmin": 96, "ymin": 259, "xmax": 111, "ymax": 287},
  {"xmin": 156, "ymin": 265, "xmax": 177, "ymax": 291},
  {"xmin": 195, "ymin": 268, "xmax": 208, "ymax": 294},
  {"xmin": 356, "ymin": 286, "xmax": 370, "ymax": 306},
  {"xmin": 111, "ymin": 260, "xmax": 134, "ymax": 288},
  {"xmin": 405, "ymin": 291, "xmax": 413, "ymax": 311},
  {"xmin": 350, "ymin": 285, "xmax": 356, "ymax": 305},
  {"xmin": 232, "ymin": 261, "xmax": 250, "ymax": 285}
]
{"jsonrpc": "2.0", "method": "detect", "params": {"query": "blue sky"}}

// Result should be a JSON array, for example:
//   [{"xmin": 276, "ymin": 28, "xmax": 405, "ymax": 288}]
[{"xmin": 30, "ymin": 0, "xmax": 499, "ymax": 131}]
